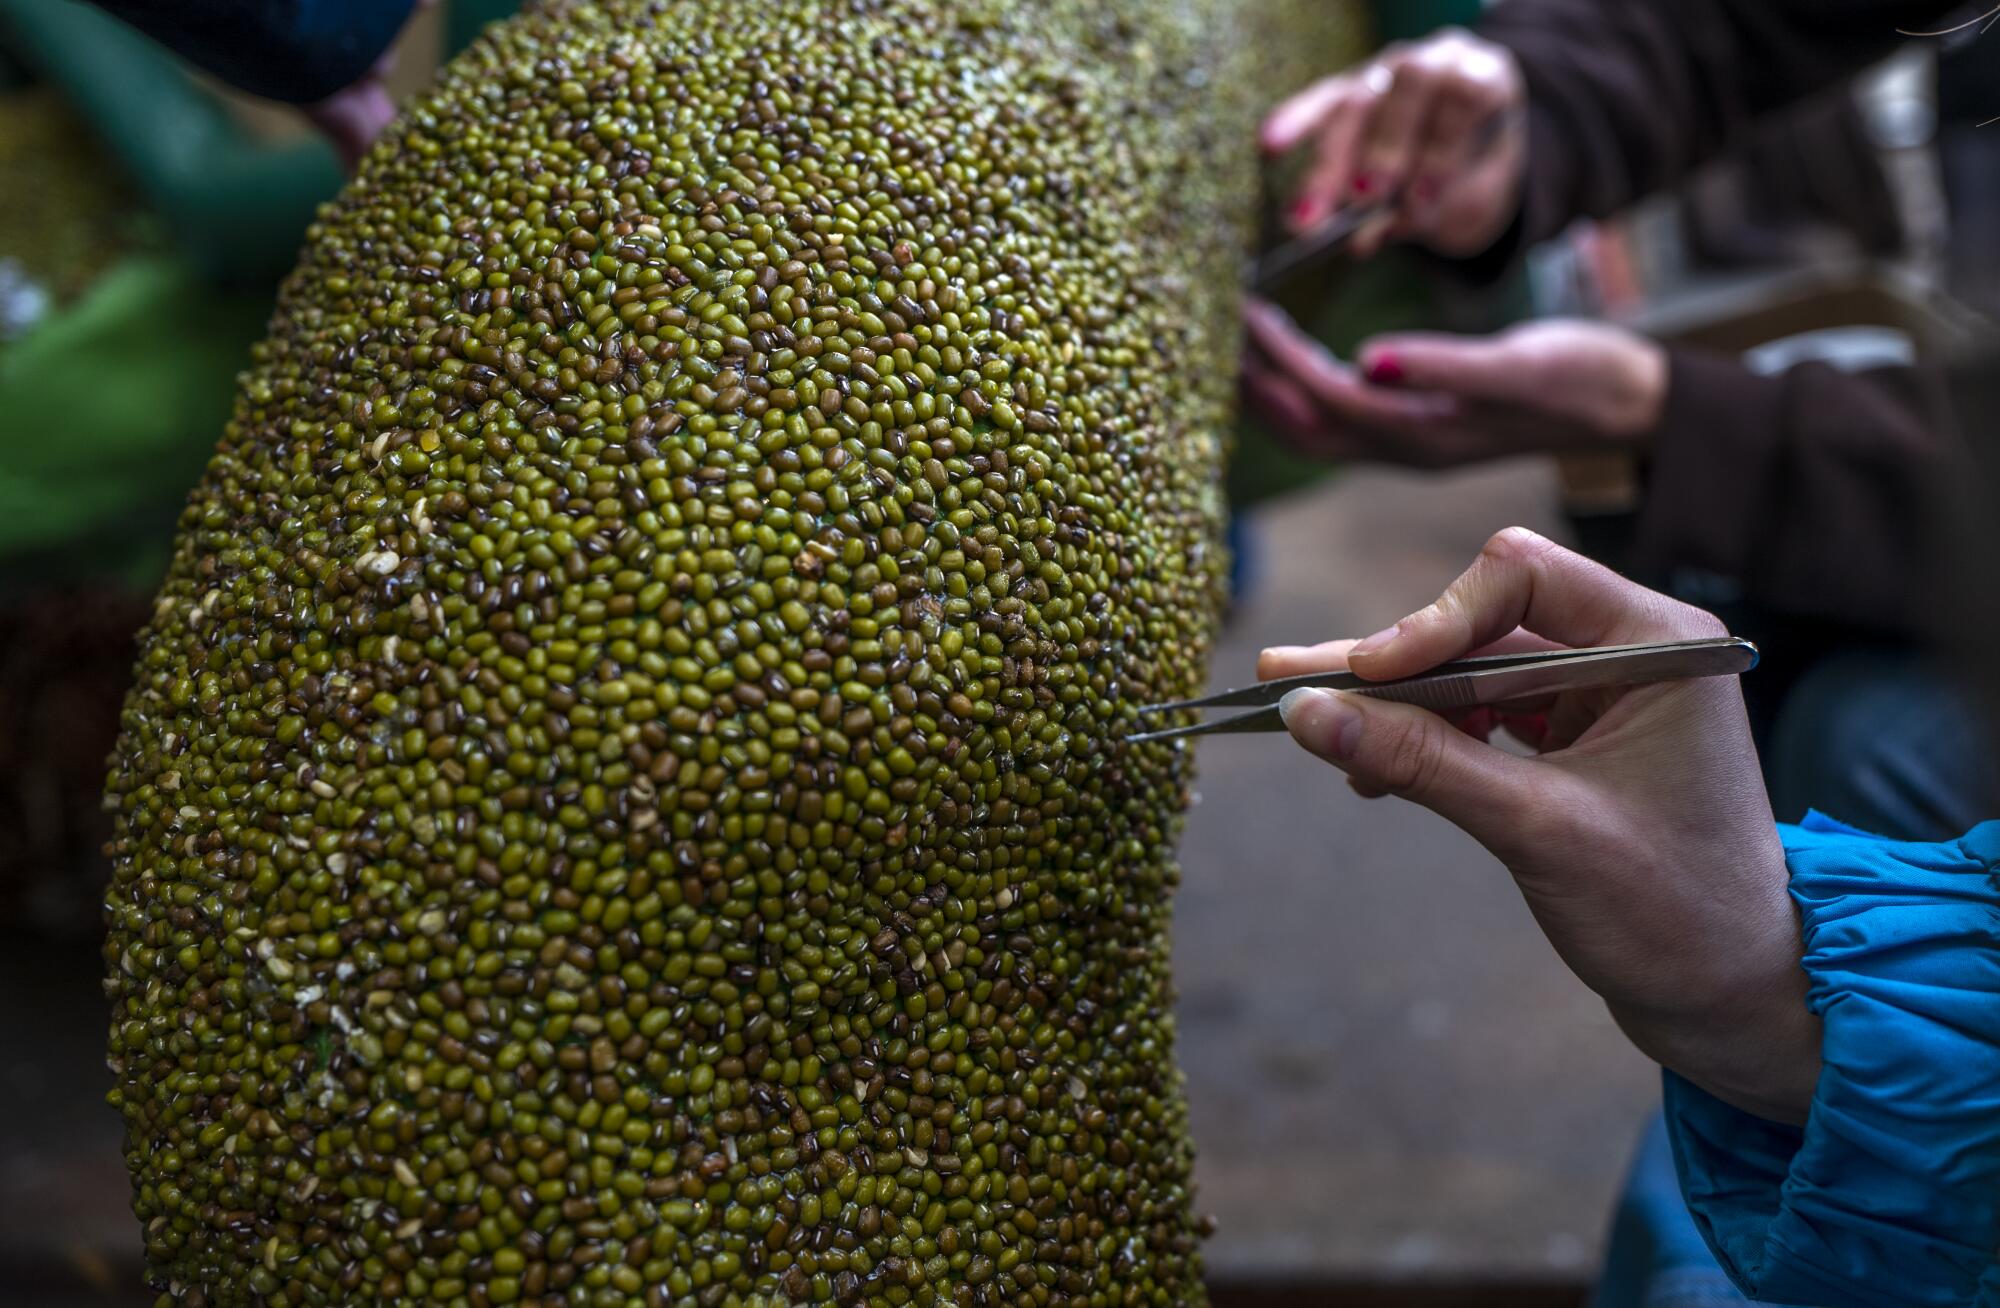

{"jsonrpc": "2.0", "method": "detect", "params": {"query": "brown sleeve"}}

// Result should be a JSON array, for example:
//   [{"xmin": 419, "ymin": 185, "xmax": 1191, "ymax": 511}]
[
  {"xmin": 1476, "ymin": 0, "xmax": 1961, "ymax": 246},
  {"xmin": 1637, "ymin": 345, "xmax": 1953, "ymax": 632}
]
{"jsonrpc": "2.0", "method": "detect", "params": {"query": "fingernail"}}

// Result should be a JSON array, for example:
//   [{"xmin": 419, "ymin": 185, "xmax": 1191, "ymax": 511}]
[
  {"xmin": 1279, "ymin": 688, "xmax": 1364, "ymax": 761},
  {"xmin": 1352, "ymin": 623, "xmax": 1400, "ymax": 656},
  {"xmin": 1364, "ymin": 353, "xmax": 1404, "ymax": 385},
  {"xmin": 1351, "ymin": 171, "xmax": 1377, "ymax": 196},
  {"xmin": 1288, "ymin": 195, "xmax": 1316, "ymax": 225}
]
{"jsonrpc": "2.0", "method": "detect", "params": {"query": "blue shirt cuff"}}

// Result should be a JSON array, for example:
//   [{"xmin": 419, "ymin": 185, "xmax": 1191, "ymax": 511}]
[{"xmin": 1664, "ymin": 814, "xmax": 2000, "ymax": 1307}]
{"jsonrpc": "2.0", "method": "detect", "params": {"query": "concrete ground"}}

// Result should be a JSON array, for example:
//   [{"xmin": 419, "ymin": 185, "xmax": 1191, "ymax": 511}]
[{"xmin": 0, "ymin": 457, "xmax": 1658, "ymax": 1302}]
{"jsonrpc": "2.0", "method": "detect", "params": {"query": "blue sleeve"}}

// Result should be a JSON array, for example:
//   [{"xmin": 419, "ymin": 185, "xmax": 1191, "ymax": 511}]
[
  {"xmin": 90, "ymin": 0, "xmax": 415, "ymax": 103},
  {"xmin": 1664, "ymin": 813, "xmax": 2000, "ymax": 1307}
]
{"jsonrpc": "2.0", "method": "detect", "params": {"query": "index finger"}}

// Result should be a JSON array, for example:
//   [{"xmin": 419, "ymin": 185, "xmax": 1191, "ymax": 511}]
[
  {"xmin": 1263, "ymin": 70, "xmax": 1371, "ymax": 155},
  {"xmin": 1259, "ymin": 627, "xmax": 1560, "ymax": 680},
  {"xmin": 1244, "ymin": 300, "xmax": 1458, "ymax": 428},
  {"xmin": 1257, "ymin": 638, "xmax": 1360, "ymax": 681},
  {"xmin": 1348, "ymin": 528, "xmax": 1725, "ymax": 681}
]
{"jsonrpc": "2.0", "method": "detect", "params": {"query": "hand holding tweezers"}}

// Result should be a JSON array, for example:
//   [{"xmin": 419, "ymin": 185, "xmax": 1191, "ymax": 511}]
[
  {"xmin": 1127, "ymin": 637, "xmax": 1758, "ymax": 745},
  {"xmin": 1249, "ymin": 110, "xmax": 1519, "ymax": 294}
]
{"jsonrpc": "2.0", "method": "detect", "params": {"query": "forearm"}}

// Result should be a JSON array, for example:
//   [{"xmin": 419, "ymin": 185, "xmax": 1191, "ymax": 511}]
[
  {"xmin": 1613, "ymin": 951, "xmax": 1822, "ymax": 1128},
  {"xmin": 1636, "ymin": 346, "xmax": 1953, "ymax": 634},
  {"xmin": 1478, "ymin": 0, "xmax": 1960, "ymax": 245}
]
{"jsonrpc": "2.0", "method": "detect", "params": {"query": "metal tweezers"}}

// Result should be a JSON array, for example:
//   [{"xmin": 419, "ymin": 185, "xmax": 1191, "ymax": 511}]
[
  {"xmin": 1127, "ymin": 637, "xmax": 1759, "ymax": 745},
  {"xmin": 1248, "ymin": 196, "xmax": 1393, "ymax": 293}
]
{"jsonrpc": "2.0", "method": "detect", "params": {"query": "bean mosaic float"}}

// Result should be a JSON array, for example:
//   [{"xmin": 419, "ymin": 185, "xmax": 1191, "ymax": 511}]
[{"xmin": 102, "ymin": 1, "xmax": 1364, "ymax": 1302}]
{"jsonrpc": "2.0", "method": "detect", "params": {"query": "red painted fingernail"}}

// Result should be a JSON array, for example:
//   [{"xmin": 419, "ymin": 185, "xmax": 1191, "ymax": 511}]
[
  {"xmin": 1351, "ymin": 171, "xmax": 1377, "ymax": 196},
  {"xmin": 1365, "ymin": 353, "xmax": 1404, "ymax": 385},
  {"xmin": 1456, "ymin": 707, "xmax": 1498, "ymax": 741},
  {"xmin": 1288, "ymin": 195, "xmax": 1315, "ymax": 224}
]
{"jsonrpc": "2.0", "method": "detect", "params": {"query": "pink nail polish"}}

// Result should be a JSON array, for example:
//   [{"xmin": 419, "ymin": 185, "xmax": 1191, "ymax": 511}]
[
  {"xmin": 1365, "ymin": 354, "xmax": 1404, "ymax": 386},
  {"xmin": 1352, "ymin": 623, "xmax": 1400, "ymax": 656},
  {"xmin": 1351, "ymin": 171, "xmax": 1377, "ymax": 196},
  {"xmin": 1289, "ymin": 195, "xmax": 1315, "ymax": 224}
]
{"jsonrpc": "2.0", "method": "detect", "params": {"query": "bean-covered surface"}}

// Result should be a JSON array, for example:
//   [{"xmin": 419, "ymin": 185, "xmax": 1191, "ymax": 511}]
[{"xmin": 99, "ymin": 0, "xmax": 1326, "ymax": 1302}]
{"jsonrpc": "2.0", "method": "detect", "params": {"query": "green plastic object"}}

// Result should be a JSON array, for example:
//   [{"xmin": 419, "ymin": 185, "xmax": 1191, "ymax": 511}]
[
  {"xmin": 0, "ymin": 256, "xmax": 271, "ymax": 586},
  {"xmin": 0, "ymin": 0, "xmax": 342, "ymax": 285}
]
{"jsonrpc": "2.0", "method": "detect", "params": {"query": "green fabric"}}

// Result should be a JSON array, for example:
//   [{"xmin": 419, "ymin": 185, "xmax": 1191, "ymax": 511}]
[
  {"xmin": 0, "ymin": 255, "xmax": 269, "ymax": 584},
  {"xmin": 0, "ymin": 0, "xmax": 341, "ymax": 284},
  {"xmin": 445, "ymin": 0, "xmax": 522, "ymax": 57},
  {"xmin": 1371, "ymin": 0, "xmax": 1484, "ymax": 42}
]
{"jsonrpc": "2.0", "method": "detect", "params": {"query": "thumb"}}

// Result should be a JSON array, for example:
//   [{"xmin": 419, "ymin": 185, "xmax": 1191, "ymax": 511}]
[
  {"xmin": 1279, "ymin": 687, "xmax": 1534, "ymax": 848},
  {"xmin": 1359, "ymin": 332, "xmax": 1534, "ymax": 406}
]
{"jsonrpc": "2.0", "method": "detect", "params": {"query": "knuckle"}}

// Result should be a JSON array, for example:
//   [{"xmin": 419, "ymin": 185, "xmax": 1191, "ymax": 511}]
[
  {"xmin": 1379, "ymin": 717, "xmax": 1447, "ymax": 797},
  {"xmin": 1472, "ymin": 63, "xmax": 1518, "ymax": 103},
  {"xmin": 1390, "ymin": 60, "xmax": 1436, "ymax": 95},
  {"xmin": 1428, "ymin": 76, "xmax": 1481, "ymax": 113},
  {"xmin": 1482, "ymin": 525, "xmax": 1551, "ymax": 567},
  {"xmin": 1665, "ymin": 599, "xmax": 1729, "ymax": 640}
]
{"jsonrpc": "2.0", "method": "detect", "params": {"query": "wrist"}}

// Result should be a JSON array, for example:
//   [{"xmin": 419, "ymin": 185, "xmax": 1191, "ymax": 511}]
[
  {"xmin": 1617, "ymin": 844, "xmax": 1819, "ymax": 1124},
  {"xmin": 1616, "ymin": 913, "xmax": 1821, "ymax": 1125},
  {"xmin": 1635, "ymin": 990, "xmax": 1821, "ymax": 1127}
]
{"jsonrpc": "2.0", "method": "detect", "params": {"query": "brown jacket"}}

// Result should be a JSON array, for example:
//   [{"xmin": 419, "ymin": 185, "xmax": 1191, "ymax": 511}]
[{"xmin": 1477, "ymin": 0, "xmax": 1966, "ymax": 632}]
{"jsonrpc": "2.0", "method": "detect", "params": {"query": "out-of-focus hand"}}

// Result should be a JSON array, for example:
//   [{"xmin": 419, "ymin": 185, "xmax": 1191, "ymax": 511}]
[
  {"xmin": 1263, "ymin": 28, "xmax": 1527, "ymax": 258},
  {"xmin": 301, "ymin": 0, "xmax": 438, "ymax": 171},
  {"xmin": 302, "ymin": 72, "xmax": 399, "ymax": 171},
  {"xmin": 1263, "ymin": 529, "xmax": 1819, "ymax": 1125},
  {"xmin": 1241, "ymin": 302, "xmax": 1668, "ymax": 469}
]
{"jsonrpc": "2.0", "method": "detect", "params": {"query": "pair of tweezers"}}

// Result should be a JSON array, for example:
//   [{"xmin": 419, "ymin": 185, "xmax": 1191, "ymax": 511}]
[
  {"xmin": 1127, "ymin": 636, "xmax": 1759, "ymax": 744},
  {"xmin": 1248, "ymin": 196, "xmax": 1393, "ymax": 293}
]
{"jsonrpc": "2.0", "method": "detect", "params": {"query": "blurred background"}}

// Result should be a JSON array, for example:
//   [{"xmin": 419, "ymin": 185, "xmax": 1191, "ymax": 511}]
[{"xmin": 0, "ymin": 0, "xmax": 1990, "ymax": 1303}]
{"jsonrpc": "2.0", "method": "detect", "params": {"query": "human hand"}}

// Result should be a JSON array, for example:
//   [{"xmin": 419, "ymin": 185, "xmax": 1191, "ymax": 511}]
[
  {"xmin": 1241, "ymin": 303, "xmax": 1668, "ymax": 468},
  {"xmin": 1263, "ymin": 529, "xmax": 1819, "ymax": 1124},
  {"xmin": 300, "ymin": 0, "xmax": 437, "ymax": 171},
  {"xmin": 302, "ymin": 72, "xmax": 399, "ymax": 171},
  {"xmin": 1262, "ymin": 28, "xmax": 1527, "ymax": 258}
]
